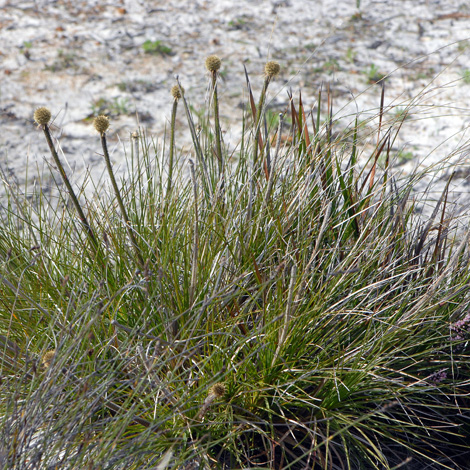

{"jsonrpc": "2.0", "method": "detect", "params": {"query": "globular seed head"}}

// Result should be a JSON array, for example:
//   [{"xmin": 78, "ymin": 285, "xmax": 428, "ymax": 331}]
[
  {"xmin": 171, "ymin": 85, "xmax": 183, "ymax": 100},
  {"xmin": 42, "ymin": 350, "xmax": 56, "ymax": 369},
  {"xmin": 209, "ymin": 382, "xmax": 226, "ymax": 398},
  {"xmin": 205, "ymin": 55, "xmax": 221, "ymax": 73},
  {"xmin": 264, "ymin": 61, "xmax": 280, "ymax": 78},
  {"xmin": 93, "ymin": 115, "xmax": 110, "ymax": 134},
  {"xmin": 34, "ymin": 107, "xmax": 52, "ymax": 126}
]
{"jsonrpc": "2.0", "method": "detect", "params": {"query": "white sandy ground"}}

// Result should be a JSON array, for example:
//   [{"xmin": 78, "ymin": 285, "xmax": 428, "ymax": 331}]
[{"xmin": 0, "ymin": 0, "xmax": 470, "ymax": 216}]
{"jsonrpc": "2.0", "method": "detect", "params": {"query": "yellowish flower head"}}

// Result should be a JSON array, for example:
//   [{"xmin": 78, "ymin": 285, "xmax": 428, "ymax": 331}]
[
  {"xmin": 42, "ymin": 350, "xmax": 56, "ymax": 369},
  {"xmin": 264, "ymin": 61, "xmax": 280, "ymax": 78},
  {"xmin": 34, "ymin": 107, "xmax": 52, "ymax": 126},
  {"xmin": 171, "ymin": 85, "xmax": 183, "ymax": 100},
  {"xmin": 93, "ymin": 115, "xmax": 110, "ymax": 134},
  {"xmin": 209, "ymin": 382, "xmax": 226, "ymax": 398},
  {"xmin": 205, "ymin": 55, "xmax": 221, "ymax": 73}
]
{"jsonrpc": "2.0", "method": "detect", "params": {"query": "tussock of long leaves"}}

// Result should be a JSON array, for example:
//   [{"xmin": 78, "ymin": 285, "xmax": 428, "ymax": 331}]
[{"xmin": 0, "ymin": 81, "xmax": 469, "ymax": 470}]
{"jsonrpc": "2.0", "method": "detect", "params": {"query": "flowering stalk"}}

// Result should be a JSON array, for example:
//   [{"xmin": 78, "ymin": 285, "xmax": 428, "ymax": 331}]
[
  {"xmin": 34, "ymin": 107, "xmax": 99, "ymax": 254},
  {"xmin": 167, "ymin": 85, "xmax": 182, "ymax": 201},
  {"xmin": 189, "ymin": 159, "xmax": 199, "ymax": 305},
  {"xmin": 253, "ymin": 61, "xmax": 280, "ymax": 169},
  {"xmin": 205, "ymin": 55, "xmax": 224, "ymax": 179},
  {"xmin": 197, "ymin": 382, "xmax": 226, "ymax": 420},
  {"xmin": 94, "ymin": 116, "xmax": 144, "ymax": 268},
  {"xmin": 176, "ymin": 76, "xmax": 212, "ymax": 200}
]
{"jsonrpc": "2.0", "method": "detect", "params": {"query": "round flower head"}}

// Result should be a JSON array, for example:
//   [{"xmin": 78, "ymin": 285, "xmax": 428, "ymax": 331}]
[
  {"xmin": 205, "ymin": 55, "xmax": 221, "ymax": 73},
  {"xmin": 171, "ymin": 85, "xmax": 183, "ymax": 100},
  {"xmin": 264, "ymin": 61, "xmax": 280, "ymax": 78},
  {"xmin": 93, "ymin": 115, "xmax": 110, "ymax": 134},
  {"xmin": 34, "ymin": 107, "xmax": 51, "ymax": 126},
  {"xmin": 42, "ymin": 350, "xmax": 56, "ymax": 369},
  {"xmin": 209, "ymin": 382, "xmax": 226, "ymax": 398}
]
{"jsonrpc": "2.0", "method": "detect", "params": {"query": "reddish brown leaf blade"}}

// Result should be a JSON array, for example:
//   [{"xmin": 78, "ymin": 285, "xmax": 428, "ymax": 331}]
[
  {"xmin": 252, "ymin": 254, "xmax": 264, "ymax": 284},
  {"xmin": 243, "ymin": 65, "xmax": 257, "ymax": 121},
  {"xmin": 299, "ymin": 91, "xmax": 312, "ymax": 155}
]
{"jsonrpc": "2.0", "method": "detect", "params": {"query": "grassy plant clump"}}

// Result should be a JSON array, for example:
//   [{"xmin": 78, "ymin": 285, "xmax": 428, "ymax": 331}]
[{"xmin": 1, "ymin": 59, "xmax": 470, "ymax": 470}]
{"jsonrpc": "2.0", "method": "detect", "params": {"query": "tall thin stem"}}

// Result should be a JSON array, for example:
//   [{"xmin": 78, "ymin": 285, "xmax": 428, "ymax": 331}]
[
  {"xmin": 42, "ymin": 124, "xmax": 98, "ymax": 253},
  {"xmin": 252, "ymin": 77, "xmax": 270, "ymax": 170},
  {"xmin": 211, "ymin": 72, "xmax": 224, "ymax": 179},
  {"xmin": 189, "ymin": 159, "xmax": 199, "ymax": 306},
  {"xmin": 167, "ymin": 98, "xmax": 178, "ymax": 201},
  {"xmin": 100, "ymin": 132, "xmax": 144, "ymax": 268}
]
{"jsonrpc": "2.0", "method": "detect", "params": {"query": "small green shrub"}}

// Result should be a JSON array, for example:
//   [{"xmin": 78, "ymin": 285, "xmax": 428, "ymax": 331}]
[
  {"xmin": 396, "ymin": 149, "xmax": 414, "ymax": 163},
  {"xmin": 88, "ymin": 96, "xmax": 131, "ymax": 117},
  {"xmin": 461, "ymin": 69, "xmax": 470, "ymax": 84},
  {"xmin": 345, "ymin": 47, "xmax": 357, "ymax": 63},
  {"xmin": 364, "ymin": 63, "xmax": 386, "ymax": 83},
  {"xmin": 314, "ymin": 58, "xmax": 341, "ymax": 74},
  {"xmin": 44, "ymin": 49, "xmax": 79, "ymax": 72},
  {"xmin": 458, "ymin": 39, "xmax": 470, "ymax": 52},
  {"xmin": 142, "ymin": 39, "xmax": 172, "ymax": 56}
]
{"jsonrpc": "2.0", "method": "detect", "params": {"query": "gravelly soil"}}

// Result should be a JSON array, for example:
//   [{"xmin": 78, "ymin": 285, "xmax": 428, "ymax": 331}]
[{"xmin": 1, "ymin": 0, "xmax": 470, "ymax": 208}]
